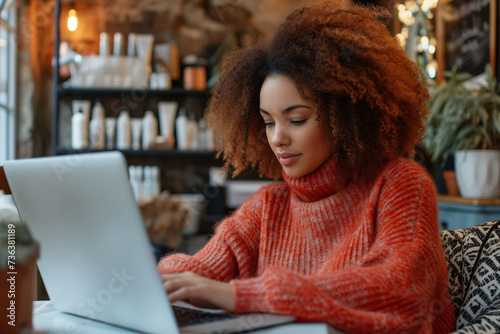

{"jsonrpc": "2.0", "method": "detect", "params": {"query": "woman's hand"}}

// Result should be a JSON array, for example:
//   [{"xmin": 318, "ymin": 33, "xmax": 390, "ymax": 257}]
[{"xmin": 161, "ymin": 272, "xmax": 236, "ymax": 312}]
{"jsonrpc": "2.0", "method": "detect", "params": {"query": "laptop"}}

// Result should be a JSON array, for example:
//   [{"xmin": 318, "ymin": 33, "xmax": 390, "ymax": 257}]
[{"xmin": 3, "ymin": 151, "xmax": 295, "ymax": 334}]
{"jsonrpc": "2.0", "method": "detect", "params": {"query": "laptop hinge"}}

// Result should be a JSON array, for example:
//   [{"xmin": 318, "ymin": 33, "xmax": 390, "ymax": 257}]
[{"xmin": 0, "ymin": 166, "xmax": 12, "ymax": 194}]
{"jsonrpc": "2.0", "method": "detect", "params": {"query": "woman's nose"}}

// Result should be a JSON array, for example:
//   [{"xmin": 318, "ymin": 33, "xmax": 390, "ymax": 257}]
[{"xmin": 270, "ymin": 124, "xmax": 291, "ymax": 147}]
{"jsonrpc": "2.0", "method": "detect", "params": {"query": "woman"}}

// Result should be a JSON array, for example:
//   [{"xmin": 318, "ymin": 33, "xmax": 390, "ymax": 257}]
[{"xmin": 158, "ymin": 2, "xmax": 456, "ymax": 333}]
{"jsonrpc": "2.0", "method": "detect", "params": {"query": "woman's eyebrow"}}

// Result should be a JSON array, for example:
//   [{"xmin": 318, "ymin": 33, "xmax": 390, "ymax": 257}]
[
  {"xmin": 259, "ymin": 108, "xmax": 270, "ymax": 115},
  {"xmin": 259, "ymin": 104, "xmax": 313, "ymax": 115}
]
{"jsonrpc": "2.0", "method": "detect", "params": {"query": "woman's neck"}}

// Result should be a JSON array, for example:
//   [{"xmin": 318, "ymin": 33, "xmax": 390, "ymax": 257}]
[{"xmin": 283, "ymin": 156, "xmax": 339, "ymax": 202}]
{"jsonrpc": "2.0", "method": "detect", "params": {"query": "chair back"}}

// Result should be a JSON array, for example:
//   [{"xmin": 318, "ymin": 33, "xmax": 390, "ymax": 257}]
[
  {"xmin": 440, "ymin": 220, "xmax": 500, "ymax": 331},
  {"xmin": 0, "ymin": 166, "xmax": 12, "ymax": 194}
]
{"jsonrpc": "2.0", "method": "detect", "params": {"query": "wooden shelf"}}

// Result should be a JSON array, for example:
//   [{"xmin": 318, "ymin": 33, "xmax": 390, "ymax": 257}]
[
  {"xmin": 54, "ymin": 148, "xmax": 217, "ymax": 158},
  {"xmin": 57, "ymin": 87, "xmax": 209, "ymax": 98},
  {"xmin": 438, "ymin": 194, "xmax": 500, "ymax": 206}
]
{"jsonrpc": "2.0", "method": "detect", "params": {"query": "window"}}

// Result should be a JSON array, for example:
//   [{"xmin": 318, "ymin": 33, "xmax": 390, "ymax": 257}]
[{"xmin": 0, "ymin": 5, "xmax": 16, "ymax": 165}]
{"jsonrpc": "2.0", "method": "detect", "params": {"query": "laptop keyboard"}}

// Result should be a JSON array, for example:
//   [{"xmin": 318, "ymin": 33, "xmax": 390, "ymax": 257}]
[{"xmin": 172, "ymin": 306, "xmax": 237, "ymax": 327}]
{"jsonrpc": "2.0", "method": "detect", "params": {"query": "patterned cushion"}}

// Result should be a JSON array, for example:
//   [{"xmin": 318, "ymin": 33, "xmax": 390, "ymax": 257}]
[{"xmin": 440, "ymin": 221, "xmax": 500, "ymax": 333}]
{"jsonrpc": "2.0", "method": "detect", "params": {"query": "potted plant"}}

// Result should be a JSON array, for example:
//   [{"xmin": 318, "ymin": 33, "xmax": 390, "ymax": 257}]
[
  {"xmin": 423, "ymin": 64, "xmax": 500, "ymax": 198},
  {"xmin": 0, "ymin": 219, "xmax": 39, "ymax": 333}
]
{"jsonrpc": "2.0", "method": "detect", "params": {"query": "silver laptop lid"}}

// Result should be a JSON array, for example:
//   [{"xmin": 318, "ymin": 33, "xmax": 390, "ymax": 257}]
[{"xmin": 4, "ymin": 152, "xmax": 178, "ymax": 334}]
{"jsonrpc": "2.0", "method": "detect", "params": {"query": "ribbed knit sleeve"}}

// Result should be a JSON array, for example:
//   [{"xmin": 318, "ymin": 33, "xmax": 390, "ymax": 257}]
[
  {"xmin": 157, "ymin": 187, "xmax": 264, "ymax": 282},
  {"xmin": 230, "ymin": 161, "xmax": 455, "ymax": 334}
]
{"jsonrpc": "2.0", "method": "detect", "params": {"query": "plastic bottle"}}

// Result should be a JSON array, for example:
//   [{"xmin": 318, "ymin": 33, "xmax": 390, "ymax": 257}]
[
  {"xmin": 113, "ymin": 32, "xmax": 123, "ymax": 56},
  {"xmin": 131, "ymin": 118, "xmax": 142, "ymax": 150},
  {"xmin": 89, "ymin": 101, "xmax": 106, "ymax": 150},
  {"xmin": 127, "ymin": 33, "xmax": 136, "ymax": 57},
  {"xmin": 175, "ymin": 108, "xmax": 188, "ymax": 151},
  {"xmin": 142, "ymin": 110, "xmax": 158, "ymax": 150},
  {"xmin": 129, "ymin": 165, "xmax": 138, "ymax": 199},
  {"xmin": 205, "ymin": 125, "xmax": 214, "ymax": 151},
  {"xmin": 142, "ymin": 166, "xmax": 152, "ymax": 198},
  {"xmin": 151, "ymin": 166, "xmax": 161, "ymax": 195},
  {"xmin": 186, "ymin": 112, "xmax": 199, "ymax": 150},
  {"xmin": 128, "ymin": 165, "xmax": 143, "ymax": 200},
  {"xmin": 71, "ymin": 108, "xmax": 89, "ymax": 150},
  {"xmin": 198, "ymin": 119, "xmax": 207, "ymax": 150},
  {"xmin": 105, "ymin": 118, "xmax": 116, "ymax": 149},
  {"xmin": 99, "ymin": 32, "xmax": 110, "ymax": 56},
  {"xmin": 135, "ymin": 165, "xmax": 144, "ymax": 200},
  {"xmin": 116, "ymin": 109, "xmax": 131, "ymax": 150}
]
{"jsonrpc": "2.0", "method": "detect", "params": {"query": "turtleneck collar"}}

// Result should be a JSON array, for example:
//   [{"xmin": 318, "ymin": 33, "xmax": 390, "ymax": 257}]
[{"xmin": 282, "ymin": 155, "xmax": 339, "ymax": 202}]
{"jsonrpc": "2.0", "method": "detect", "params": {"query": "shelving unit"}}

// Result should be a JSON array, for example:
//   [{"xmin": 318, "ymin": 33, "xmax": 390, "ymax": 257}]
[
  {"xmin": 51, "ymin": 0, "xmax": 222, "ymax": 197},
  {"xmin": 53, "ymin": 87, "xmax": 212, "ymax": 156}
]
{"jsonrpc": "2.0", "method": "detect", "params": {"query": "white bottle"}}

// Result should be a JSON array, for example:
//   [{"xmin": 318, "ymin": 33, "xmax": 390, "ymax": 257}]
[
  {"xmin": 142, "ymin": 110, "xmax": 158, "ymax": 150},
  {"xmin": 144, "ymin": 165, "xmax": 161, "ymax": 197},
  {"xmin": 99, "ymin": 32, "xmax": 110, "ymax": 56},
  {"xmin": 113, "ymin": 32, "xmax": 123, "ymax": 56},
  {"xmin": 135, "ymin": 165, "xmax": 144, "ymax": 200},
  {"xmin": 151, "ymin": 166, "xmax": 161, "ymax": 195},
  {"xmin": 131, "ymin": 118, "xmax": 142, "ymax": 150},
  {"xmin": 129, "ymin": 165, "xmax": 138, "ymax": 199},
  {"xmin": 142, "ymin": 165, "xmax": 150, "ymax": 198},
  {"xmin": 105, "ymin": 118, "xmax": 116, "ymax": 149},
  {"xmin": 89, "ymin": 101, "xmax": 106, "ymax": 150},
  {"xmin": 175, "ymin": 108, "xmax": 188, "ymax": 151},
  {"xmin": 205, "ymin": 125, "xmax": 215, "ymax": 151},
  {"xmin": 129, "ymin": 165, "xmax": 143, "ymax": 200},
  {"xmin": 198, "ymin": 119, "xmax": 207, "ymax": 150},
  {"xmin": 186, "ymin": 112, "xmax": 199, "ymax": 150},
  {"xmin": 71, "ymin": 108, "xmax": 89, "ymax": 150},
  {"xmin": 127, "ymin": 33, "xmax": 136, "ymax": 57},
  {"xmin": 116, "ymin": 109, "xmax": 131, "ymax": 150}
]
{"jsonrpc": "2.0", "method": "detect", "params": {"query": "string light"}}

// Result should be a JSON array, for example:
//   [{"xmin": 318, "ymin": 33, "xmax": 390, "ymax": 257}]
[{"xmin": 397, "ymin": 0, "xmax": 439, "ymax": 81}]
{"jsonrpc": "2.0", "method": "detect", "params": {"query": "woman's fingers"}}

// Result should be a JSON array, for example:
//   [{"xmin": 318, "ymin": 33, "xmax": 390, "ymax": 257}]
[
  {"xmin": 161, "ymin": 273, "xmax": 193, "ymax": 295},
  {"xmin": 160, "ymin": 272, "xmax": 235, "ymax": 311}
]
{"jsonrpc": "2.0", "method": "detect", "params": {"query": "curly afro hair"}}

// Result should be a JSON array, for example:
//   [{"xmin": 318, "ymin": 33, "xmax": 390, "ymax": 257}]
[{"xmin": 205, "ymin": 2, "xmax": 430, "ymax": 187}]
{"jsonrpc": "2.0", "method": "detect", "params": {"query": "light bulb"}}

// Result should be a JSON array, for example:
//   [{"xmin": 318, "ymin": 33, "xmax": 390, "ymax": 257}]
[
  {"xmin": 426, "ymin": 61, "xmax": 438, "ymax": 79},
  {"xmin": 427, "ymin": 66, "xmax": 436, "ymax": 79},
  {"xmin": 68, "ymin": 9, "xmax": 78, "ymax": 32}
]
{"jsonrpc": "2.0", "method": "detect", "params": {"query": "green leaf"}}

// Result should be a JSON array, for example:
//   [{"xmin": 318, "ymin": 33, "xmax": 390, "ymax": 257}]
[
  {"xmin": 492, "ymin": 108, "xmax": 500, "ymax": 134},
  {"xmin": 423, "ymin": 64, "xmax": 500, "ymax": 162}
]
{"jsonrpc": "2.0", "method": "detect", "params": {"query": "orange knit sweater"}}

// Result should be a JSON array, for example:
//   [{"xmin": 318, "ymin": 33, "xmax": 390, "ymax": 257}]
[{"xmin": 158, "ymin": 157, "xmax": 456, "ymax": 333}]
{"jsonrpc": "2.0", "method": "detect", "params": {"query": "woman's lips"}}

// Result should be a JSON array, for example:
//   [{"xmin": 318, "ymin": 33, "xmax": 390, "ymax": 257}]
[{"xmin": 277, "ymin": 153, "xmax": 300, "ymax": 166}]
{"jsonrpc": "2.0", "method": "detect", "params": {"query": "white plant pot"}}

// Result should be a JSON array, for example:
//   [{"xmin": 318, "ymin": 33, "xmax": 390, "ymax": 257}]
[{"xmin": 455, "ymin": 150, "xmax": 500, "ymax": 198}]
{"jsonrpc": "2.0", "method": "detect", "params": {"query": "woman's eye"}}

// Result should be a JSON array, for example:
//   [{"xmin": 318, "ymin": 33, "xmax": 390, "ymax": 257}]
[
  {"xmin": 290, "ymin": 120, "xmax": 306, "ymax": 125},
  {"xmin": 264, "ymin": 122, "xmax": 275, "ymax": 128}
]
